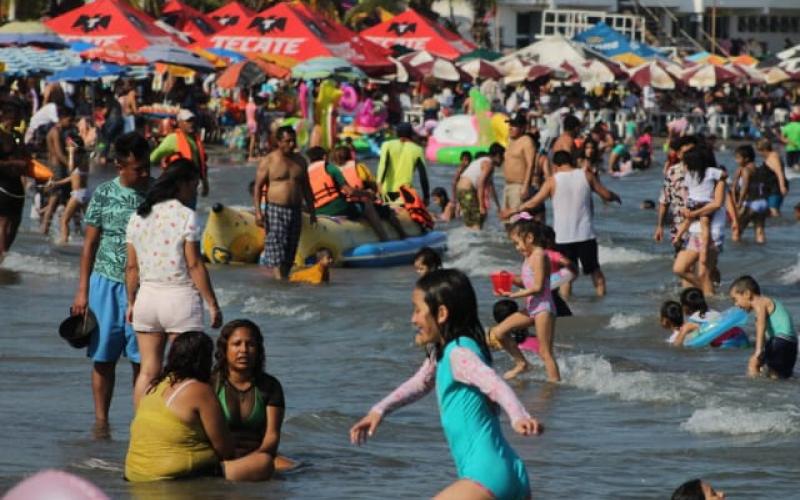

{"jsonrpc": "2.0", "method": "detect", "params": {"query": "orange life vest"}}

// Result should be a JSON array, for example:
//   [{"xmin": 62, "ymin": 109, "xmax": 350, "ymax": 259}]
[
  {"xmin": 398, "ymin": 185, "xmax": 434, "ymax": 230},
  {"xmin": 175, "ymin": 129, "xmax": 207, "ymax": 179},
  {"xmin": 308, "ymin": 161, "xmax": 343, "ymax": 209},
  {"xmin": 340, "ymin": 161, "xmax": 364, "ymax": 190}
]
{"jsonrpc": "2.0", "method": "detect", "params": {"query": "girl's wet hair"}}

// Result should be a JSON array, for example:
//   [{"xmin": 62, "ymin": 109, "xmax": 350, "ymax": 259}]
[
  {"xmin": 431, "ymin": 186, "xmax": 449, "ymax": 207},
  {"xmin": 413, "ymin": 246, "xmax": 442, "ymax": 272},
  {"xmin": 137, "ymin": 158, "xmax": 199, "ymax": 217},
  {"xmin": 510, "ymin": 219, "xmax": 544, "ymax": 244},
  {"xmin": 682, "ymin": 147, "xmax": 708, "ymax": 181},
  {"xmin": 671, "ymin": 479, "xmax": 704, "ymax": 500},
  {"xmin": 735, "ymin": 144, "xmax": 755, "ymax": 163},
  {"xmin": 149, "ymin": 331, "xmax": 213, "ymax": 392},
  {"xmin": 660, "ymin": 300, "xmax": 684, "ymax": 327},
  {"xmin": 416, "ymin": 269, "xmax": 491, "ymax": 363},
  {"xmin": 212, "ymin": 319, "xmax": 267, "ymax": 388},
  {"xmin": 679, "ymin": 287, "xmax": 708, "ymax": 314},
  {"xmin": 459, "ymin": 150, "xmax": 473, "ymax": 162}
]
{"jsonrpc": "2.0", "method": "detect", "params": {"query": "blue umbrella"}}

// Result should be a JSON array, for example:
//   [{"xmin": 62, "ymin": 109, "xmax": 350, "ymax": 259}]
[
  {"xmin": 46, "ymin": 62, "xmax": 128, "ymax": 82},
  {"xmin": 0, "ymin": 33, "xmax": 67, "ymax": 48},
  {"xmin": 0, "ymin": 47, "xmax": 80, "ymax": 75},
  {"xmin": 139, "ymin": 44, "xmax": 214, "ymax": 72},
  {"xmin": 68, "ymin": 41, "xmax": 95, "ymax": 53},
  {"xmin": 206, "ymin": 47, "xmax": 247, "ymax": 63}
]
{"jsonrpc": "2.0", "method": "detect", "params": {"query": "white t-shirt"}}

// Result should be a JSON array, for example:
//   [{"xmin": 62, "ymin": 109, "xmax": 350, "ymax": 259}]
[
  {"xmin": 126, "ymin": 199, "xmax": 201, "ymax": 285},
  {"xmin": 685, "ymin": 167, "xmax": 724, "ymax": 204}
]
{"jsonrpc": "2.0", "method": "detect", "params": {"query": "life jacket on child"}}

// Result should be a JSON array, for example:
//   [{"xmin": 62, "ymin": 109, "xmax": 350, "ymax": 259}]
[
  {"xmin": 308, "ymin": 161, "xmax": 344, "ymax": 209},
  {"xmin": 398, "ymin": 185, "xmax": 434, "ymax": 230}
]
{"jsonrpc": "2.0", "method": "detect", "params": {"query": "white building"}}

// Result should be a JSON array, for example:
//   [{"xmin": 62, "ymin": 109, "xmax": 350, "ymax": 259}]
[{"xmin": 433, "ymin": 0, "xmax": 800, "ymax": 53}]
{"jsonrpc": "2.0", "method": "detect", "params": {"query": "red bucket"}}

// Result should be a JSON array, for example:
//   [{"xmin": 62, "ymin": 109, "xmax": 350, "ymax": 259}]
[{"xmin": 490, "ymin": 271, "xmax": 513, "ymax": 295}]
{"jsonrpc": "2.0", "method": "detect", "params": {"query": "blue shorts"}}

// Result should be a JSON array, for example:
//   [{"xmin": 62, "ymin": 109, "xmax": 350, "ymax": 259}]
[
  {"xmin": 767, "ymin": 193, "xmax": 783, "ymax": 210},
  {"xmin": 87, "ymin": 273, "xmax": 139, "ymax": 363}
]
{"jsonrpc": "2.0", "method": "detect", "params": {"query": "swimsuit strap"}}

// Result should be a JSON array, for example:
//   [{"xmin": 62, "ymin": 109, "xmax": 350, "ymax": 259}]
[{"xmin": 166, "ymin": 379, "xmax": 196, "ymax": 408}]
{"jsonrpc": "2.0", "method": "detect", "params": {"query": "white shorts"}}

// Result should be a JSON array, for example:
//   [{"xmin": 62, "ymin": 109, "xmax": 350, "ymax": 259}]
[
  {"xmin": 132, "ymin": 282, "xmax": 204, "ymax": 333},
  {"xmin": 71, "ymin": 188, "xmax": 90, "ymax": 204}
]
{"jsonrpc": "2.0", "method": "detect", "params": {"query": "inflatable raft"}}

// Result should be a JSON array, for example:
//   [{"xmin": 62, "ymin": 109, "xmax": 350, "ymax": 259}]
[
  {"xmin": 683, "ymin": 307, "xmax": 751, "ymax": 348},
  {"xmin": 202, "ymin": 204, "xmax": 447, "ymax": 268}
]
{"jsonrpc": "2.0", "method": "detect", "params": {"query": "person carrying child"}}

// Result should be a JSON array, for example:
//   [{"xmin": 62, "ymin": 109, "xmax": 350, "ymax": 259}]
[
  {"xmin": 492, "ymin": 218, "xmax": 560, "ymax": 381},
  {"xmin": 729, "ymin": 275, "xmax": 797, "ymax": 379},
  {"xmin": 349, "ymin": 269, "xmax": 542, "ymax": 499},
  {"xmin": 48, "ymin": 130, "xmax": 90, "ymax": 244}
]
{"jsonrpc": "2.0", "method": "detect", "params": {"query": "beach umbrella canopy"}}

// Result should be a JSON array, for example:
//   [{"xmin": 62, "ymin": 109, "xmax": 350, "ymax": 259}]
[
  {"xmin": 45, "ymin": 0, "xmax": 180, "ymax": 50},
  {"xmin": 497, "ymin": 34, "xmax": 586, "ymax": 68},
  {"xmin": 777, "ymin": 44, "xmax": 800, "ymax": 61},
  {"xmin": 729, "ymin": 54, "xmax": 758, "ymax": 66},
  {"xmin": 724, "ymin": 63, "xmax": 765, "ymax": 84},
  {"xmin": 361, "ymin": 8, "xmax": 475, "ymax": 59},
  {"xmin": 0, "ymin": 46, "xmax": 81, "ymax": 75},
  {"xmin": 681, "ymin": 64, "xmax": 738, "ymax": 88},
  {"xmin": 762, "ymin": 66, "xmax": 795, "ymax": 85},
  {"xmin": 139, "ymin": 44, "xmax": 214, "ymax": 71},
  {"xmin": 81, "ymin": 44, "xmax": 148, "ymax": 65},
  {"xmin": 206, "ymin": 47, "xmax": 247, "ymax": 63},
  {"xmin": 46, "ymin": 61, "xmax": 127, "ymax": 82},
  {"xmin": 209, "ymin": 1, "xmax": 257, "ymax": 30},
  {"xmin": 628, "ymin": 61, "xmax": 675, "ymax": 89},
  {"xmin": 457, "ymin": 48, "xmax": 502, "ymax": 62},
  {"xmin": 160, "ymin": 0, "xmax": 222, "ymax": 46},
  {"xmin": 458, "ymin": 58, "xmax": 503, "ymax": 80},
  {"xmin": 396, "ymin": 50, "xmax": 471, "ymax": 82},
  {"xmin": 216, "ymin": 60, "xmax": 267, "ymax": 89},
  {"xmin": 779, "ymin": 57, "xmax": 800, "ymax": 73},
  {"xmin": 291, "ymin": 56, "xmax": 366, "ymax": 80},
  {"xmin": 0, "ymin": 21, "xmax": 68, "ymax": 48}
]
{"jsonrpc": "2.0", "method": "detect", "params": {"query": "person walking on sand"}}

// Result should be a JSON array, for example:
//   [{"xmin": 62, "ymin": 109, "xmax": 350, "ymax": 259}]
[
  {"xmin": 253, "ymin": 126, "xmax": 316, "ymax": 280},
  {"xmin": 70, "ymin": 132, "xmax": 152, "ymax": 436},
  {"xmin": 503, "ymin": 151, "xmax": 621, "ymax": 298}
]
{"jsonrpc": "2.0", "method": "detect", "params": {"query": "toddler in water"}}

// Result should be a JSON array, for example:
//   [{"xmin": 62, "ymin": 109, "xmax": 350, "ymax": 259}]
[
  {"xmin": 493, "ymin": 218, "xmax": 560, "ymax": 381},
  {"xmin": 729, "ymin": 275, "xmax": 797, "ymax": 379},
  {"xmin": 350, "ymin": 269, "xmax": 542, "ymax": 499},
  {"xmin": 486, "ymin": 299, "xmax": 538, "ymax": 354},
  {"xmin": 671, "ymin": 287, "xmax": 720, "ymax": 346},
  {"xmin": 431, "ymin": 186, "xmax": 453, "ymax": 221},
  {"xmin": 289, "ymin": 248, "xmax": 333, "ymax": 284},
  {"xmin": 413, "ymin": 246, "xmax": 442, "ymax": 276},
  {"xmin": 659, "ymin": 300, "xmax": 684, "ymax": 344},
  {"xmin": 541, "ymin": 224, "xmax": 573, "ymax": 317}
]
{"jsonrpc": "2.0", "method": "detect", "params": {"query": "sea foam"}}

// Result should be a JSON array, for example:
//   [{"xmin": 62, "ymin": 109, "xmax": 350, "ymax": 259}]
[
  {"xmin": 242, "ymin": 296, "xmax": 319, "ymax": 321},
  {"xmin": 598, "ymin": 245, "xmax": 660, "ymax": 266},
  {"xmin": 0, "ymin": 252, "xmax": 77, "ymax": 278},
  {"xmin": 681, "ymin": 406, "xmax": 799, "ymax": 435},
  {"xmin": 608, "ymin": 313, "xmax": 644, "ymax": 330}
]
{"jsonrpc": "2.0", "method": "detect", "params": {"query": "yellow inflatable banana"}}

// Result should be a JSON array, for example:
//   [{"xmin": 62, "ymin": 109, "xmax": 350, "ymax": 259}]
[{"xmin": 202, "ymin": 204, "xmax": 424, "ymax": 266}]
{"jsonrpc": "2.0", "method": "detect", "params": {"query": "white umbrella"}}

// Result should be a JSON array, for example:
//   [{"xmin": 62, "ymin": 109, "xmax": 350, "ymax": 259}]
[
  {"xmin": 778, "ymin": 57, "xmax": 800, "ymax": 73},
  {"xmin": 628, "ymin": 61, "xmax": 675, "ymax": 90},
  {"xmin": 762, "ymin": 67, "xmax": 794, "ymax": 85},
  {"xmin": 396, "ymin": 51, "xmax": 470, "ymax": 82},
  {"xmin": 496, "ymin": 34, "xmax": 587, "ymax": 68},
  {"xmin": 578, "ymin": 60, "xmax": 616, "ymax": 87}
]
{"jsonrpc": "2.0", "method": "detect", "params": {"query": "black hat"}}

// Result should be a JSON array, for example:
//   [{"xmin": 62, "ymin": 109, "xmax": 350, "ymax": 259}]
[
  {"xmin": 506, "ymin": 113, "xmax": 528, "ymax": 128},
  {"xmin": 59, "ymin": 310, "xmax": 98, "ymax": 349}
]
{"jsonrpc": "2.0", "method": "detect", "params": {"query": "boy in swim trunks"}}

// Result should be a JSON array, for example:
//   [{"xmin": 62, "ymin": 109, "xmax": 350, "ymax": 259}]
[
  {"xmin": 729, "ymin": 275, "xmax": 797, "ymax": 379},
  {"xmin": 253, "ymin": 126, "xmax": 317, "ymax": 280},
  {"xmin": 486, "ymin": 299, "xmax": 531, "ymax": 351}
]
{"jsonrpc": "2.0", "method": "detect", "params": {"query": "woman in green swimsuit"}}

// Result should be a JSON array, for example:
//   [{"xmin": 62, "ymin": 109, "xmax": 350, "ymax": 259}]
[{"xmin": 212, "ymin": 319, "xmax": 295, "ymax": 480}]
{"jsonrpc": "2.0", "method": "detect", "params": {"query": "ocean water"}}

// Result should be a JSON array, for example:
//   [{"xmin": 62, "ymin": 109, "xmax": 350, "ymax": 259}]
[{"xmin": 1, "ymin": 150, "xmax": 799, "ymax": 499}]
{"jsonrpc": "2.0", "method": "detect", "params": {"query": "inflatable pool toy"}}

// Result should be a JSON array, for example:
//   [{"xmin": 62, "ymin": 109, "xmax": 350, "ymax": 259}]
[
  {"xmin": 28, "ymin": 159, "xmax": 53, "ymax": 182},
  {"xmin": 518, "ymin": 336, "xmax": 540, "ymax": 354},
  {"xmin": 202, "ymin": 204, "xmax": 443, "ymax": 267},
  {"xmin": 425, "ymin": 113, "xmax": 509, "ymax": 165},
  {"xmin": 280, "ymin": 117, "xmax": 310, "ymax": 149},
  {"xmin": 4, "ymin": 469, "xmax": 109, "ymax": 500},
  {"xmin": 339, "ymin": 83, "xmax": 358, "ymax": 115},
  {"xmin": 316, "ymin": 80, "xmax": 342, "ymax": 150},
  {"xmin": 684, "ymin": 307, "xmax": 750, "ymax": 348},
  {"xmin": 342, "ymin": 231, "xmax": 447, "ymax": 267},
  {"xmin": 354, "ymin": 99, "xmax": 387, "ymax": 135}
]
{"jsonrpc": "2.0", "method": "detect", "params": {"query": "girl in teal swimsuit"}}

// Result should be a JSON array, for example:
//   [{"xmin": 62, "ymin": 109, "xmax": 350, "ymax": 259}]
[
  {"xmin": 212, "ymin": 319, "xmax": 296, "ymax": 480},
  {"xmin": 350, "ymin": 269, "xmax": 543, "ymax": 499}
]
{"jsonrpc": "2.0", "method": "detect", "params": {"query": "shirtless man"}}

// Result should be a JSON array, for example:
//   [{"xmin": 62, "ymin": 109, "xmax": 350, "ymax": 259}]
[
  {"xmin": 551, "ymin": 114, "xmax": 581, "ymax": 156},
  {"xmin": 41, "ymin": 106, "xmax": 73, "ymax": 236},
  {"xmin": 253, "ymin": 126, "xmax": 317, "ymax": 280},
  {"xmin": 502, "ymin": 114, "xmax": 536, "ymax": 218}
]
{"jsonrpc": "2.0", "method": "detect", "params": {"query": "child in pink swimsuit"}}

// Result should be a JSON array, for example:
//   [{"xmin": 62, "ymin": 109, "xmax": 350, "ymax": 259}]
[{"xmin": 493, "ymin": 218, "xmax": 561, "ymax": 381}]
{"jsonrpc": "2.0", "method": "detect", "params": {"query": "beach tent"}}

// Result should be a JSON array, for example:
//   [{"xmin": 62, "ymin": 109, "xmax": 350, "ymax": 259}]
[
  {"xmin": 360, "ymin": 9, "xmax": 475, "ymax": 59},
  {"xmin": 209, "ymin": 2, "xmax": 257, "ymax": 31},
  {"xmin": 159, "ymin": 0, "xmax": 222, "ymax": 46},
  {"xmin": 209, "ymin": 2, "xmax": 392, "ymax": 74},
  {"xmin": 497, "ymin": 35, "xmax": 587, "ymax": 68},
  {"xmin": 45, "ymin": 0, "xmax": 178, "ymax": 50},
  {"xmin": 573, "ymin": 22, "xmax": 662, "ymax": 66}
]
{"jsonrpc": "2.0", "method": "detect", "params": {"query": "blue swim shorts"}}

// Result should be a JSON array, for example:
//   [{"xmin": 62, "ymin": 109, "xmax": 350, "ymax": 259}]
[
  {"xmin": 87, "ymin": 273, "xmax": 140, "ymax": 363},
  {"xmin": 767, "ymin": 193, "xmax": 783, "ymax": 211}
]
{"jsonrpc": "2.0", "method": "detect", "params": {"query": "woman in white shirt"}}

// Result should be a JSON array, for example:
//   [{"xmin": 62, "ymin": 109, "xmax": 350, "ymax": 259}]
[{"xmin": 126, "ymin": 157, "xmax": 222, "ymax": 407}]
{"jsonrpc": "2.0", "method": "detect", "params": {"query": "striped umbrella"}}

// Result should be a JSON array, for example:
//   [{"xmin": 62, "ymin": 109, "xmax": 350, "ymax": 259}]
[
  {"xmin": 396, "ymin": 51, "xmax": 471, "ymax": 82},
  {"xmin": 681, "ymin": 64, "xmax": 739, "ymax": 88},
  {"xmin": 762, "ymin": 67, "xmax": 795, "ymax": 85},
  {"xmin": 724, "ymin": 63, "xmax": 765, "ymax": 84},
  {"xmin": 458, "ymin": 58, "xmax": 503, "ymax": 80},
  {"xmin": 628, "ymin": 61, "xmax": 675, "ymax": 89}
]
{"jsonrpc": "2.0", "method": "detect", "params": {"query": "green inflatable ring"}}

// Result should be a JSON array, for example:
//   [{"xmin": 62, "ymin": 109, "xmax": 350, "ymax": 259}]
[{"xmin": 435, "ymin": 146, "xmax": 490, "ymax": 165}]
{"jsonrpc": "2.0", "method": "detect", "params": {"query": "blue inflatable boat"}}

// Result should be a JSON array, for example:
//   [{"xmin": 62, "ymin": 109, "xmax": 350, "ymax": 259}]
[{"xmin": 341, "ymin": 231, "xmax": 447, "ymax": 268}]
